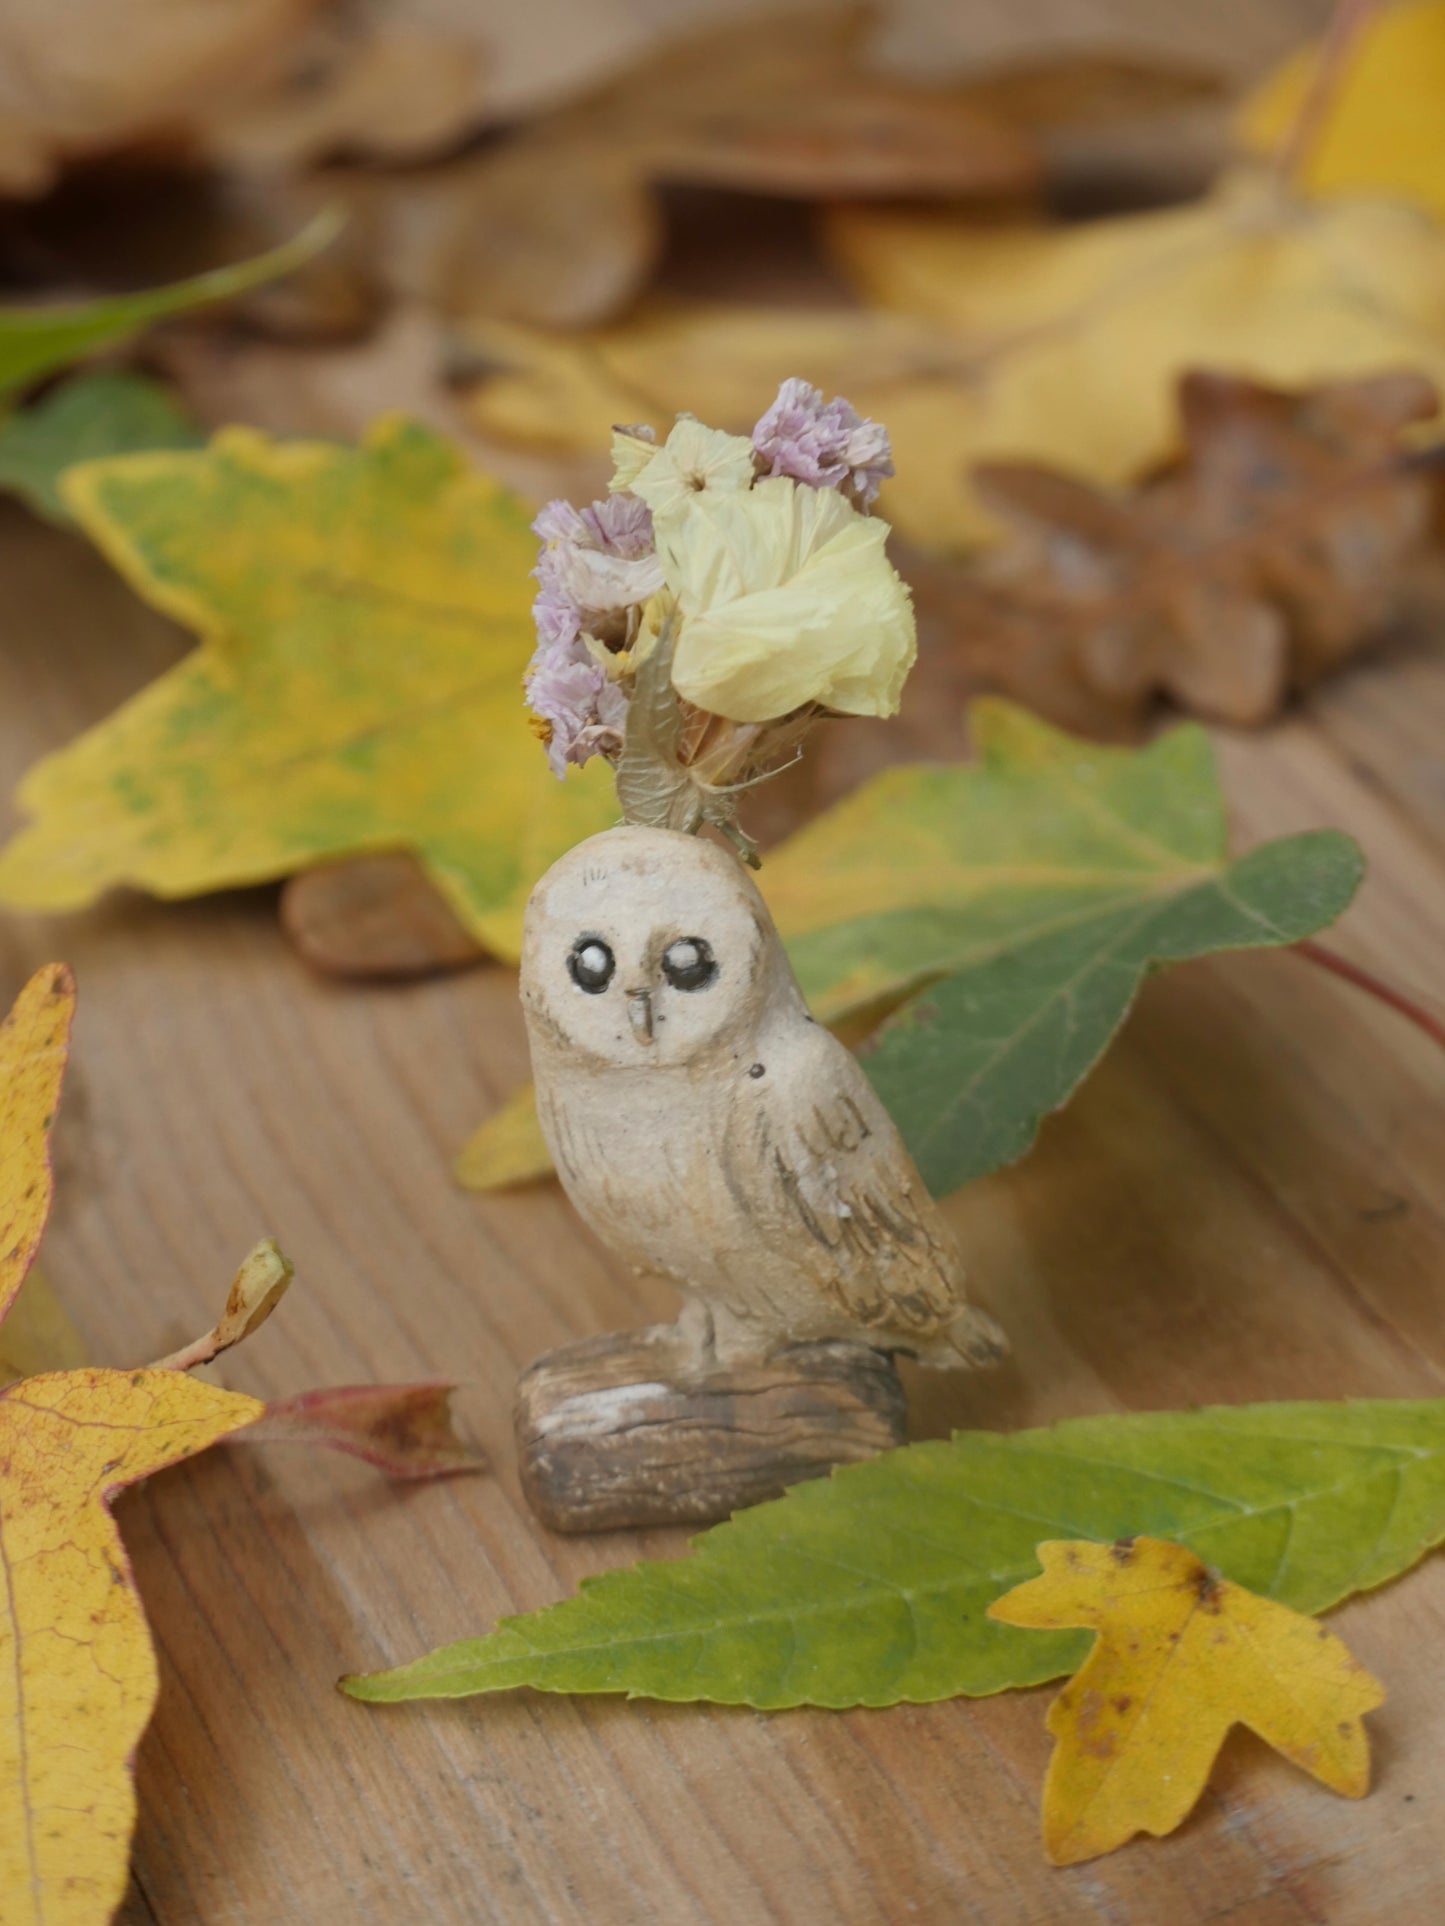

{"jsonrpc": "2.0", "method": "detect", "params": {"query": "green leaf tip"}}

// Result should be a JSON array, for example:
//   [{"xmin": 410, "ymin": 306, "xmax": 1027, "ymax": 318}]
[{"xmin": 0, "ymin": 209, "xmax": 342, "ymax": 402}]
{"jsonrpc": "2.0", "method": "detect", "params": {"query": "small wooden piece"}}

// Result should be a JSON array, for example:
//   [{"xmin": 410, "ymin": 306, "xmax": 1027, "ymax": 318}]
[
  {"xmin": 515, "ymin": 1326, "xmax": 908, "ymax": 1532},
  {"xmin": 281, "ymin": 852, "xmax": 484, "ymax": 978}
]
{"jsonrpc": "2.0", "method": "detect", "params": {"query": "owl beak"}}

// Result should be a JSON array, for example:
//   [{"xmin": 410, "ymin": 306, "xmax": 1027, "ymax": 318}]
[{"xmin": 625, "ymin": 989, "xmax": 655, "ymax": 1044}]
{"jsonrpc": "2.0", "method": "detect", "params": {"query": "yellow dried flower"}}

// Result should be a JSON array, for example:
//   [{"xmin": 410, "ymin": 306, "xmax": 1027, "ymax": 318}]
[
  {"xmin": 626, "ymin": 416, "xmax": 756, "ymax": 522},
  {"xmin": 656, "ymin": 477, "xmax": 915, "ymax": 722}
]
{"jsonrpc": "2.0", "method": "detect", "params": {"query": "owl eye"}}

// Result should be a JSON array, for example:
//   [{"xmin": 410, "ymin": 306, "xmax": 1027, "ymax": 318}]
[
  {"xmin": 662, "ymin": 936, "xmax": 717, "ymax": 991},
  {"xmin": 568, "ymin": 937, "xmax": 615, "ymax": 993}
]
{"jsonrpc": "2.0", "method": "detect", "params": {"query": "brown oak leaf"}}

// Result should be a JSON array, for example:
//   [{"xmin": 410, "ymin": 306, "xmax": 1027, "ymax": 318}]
[
  {"xmin": 938, "ymin": 368, "xmax": 1441, "ymax": 735},
  {"xmin": 341, "ymin": 10, "xmax": 1214, "ymax": 333}
]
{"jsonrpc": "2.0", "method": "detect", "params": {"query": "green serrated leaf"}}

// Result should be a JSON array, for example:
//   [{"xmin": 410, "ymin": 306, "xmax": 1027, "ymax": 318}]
[
  {"xmin": 343, "ymin": 1399, "xmax": 1445, "ymax": 1709},
  {"xmin": 0, "ymin": 372, "xmax": 203, "ymax": 525},
  {"xmin": 0, "ymin": 210, "xmax": 340, "ymax": 403}
]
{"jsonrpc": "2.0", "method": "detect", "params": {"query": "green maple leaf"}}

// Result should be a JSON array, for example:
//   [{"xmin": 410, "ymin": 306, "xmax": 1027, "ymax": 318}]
[
  {"xmin": 344, "ymin": 1398, "xmax": 1445, "ymax": 1709},
  {"xmin": 0, "ymin": 372, "xmax": 203, "ymax": 525},
  {"xmin": 459, "ymin": 704, "xmax": 1362, "ymax": 1195},
  {"xmin": 775, "ymin": 703, "xmax": 1360, "ymax": 1194},
  {"xmin": 0, "ymin": 213, "xmax": 338, "ymax": 402}
]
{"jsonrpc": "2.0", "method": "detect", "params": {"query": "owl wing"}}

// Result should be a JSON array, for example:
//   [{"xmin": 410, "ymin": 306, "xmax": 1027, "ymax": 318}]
[{"xmin": 749, "ymin": 1025, "xmax": 996, "ymax": 1358}]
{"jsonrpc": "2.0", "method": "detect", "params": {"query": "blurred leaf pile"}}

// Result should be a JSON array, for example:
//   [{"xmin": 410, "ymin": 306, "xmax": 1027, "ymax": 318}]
[
  {"xmin": 0, "ymin": 0, "xmax": 1431, "ymax": 1169},
  {"xmin": 3, "ymin": 2, "xmax": 1441, "ymax": 698}
]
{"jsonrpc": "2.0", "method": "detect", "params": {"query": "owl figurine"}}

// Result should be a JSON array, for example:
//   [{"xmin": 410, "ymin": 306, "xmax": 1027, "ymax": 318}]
[{"xmin": 521, "ymin": 826, "xmax": 1006, "ymax": 1372}]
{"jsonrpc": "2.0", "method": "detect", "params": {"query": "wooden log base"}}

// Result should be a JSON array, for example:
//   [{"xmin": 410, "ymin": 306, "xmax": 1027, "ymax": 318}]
[{"xmin": 515, "ymin": 1326, "xmax": 908, "ymax": 1533}]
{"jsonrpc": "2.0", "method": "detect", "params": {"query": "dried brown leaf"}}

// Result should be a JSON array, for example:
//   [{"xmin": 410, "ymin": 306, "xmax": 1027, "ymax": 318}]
[
  {"xmin": 610, "ymin": 7, "xmax": 1040, "ymax": 200},
  {"xmin": 204, "ymin": 14, "xmax": 488, "ymax": 169},
  {"xmin": 940, "ymin": 368, "xmax": 1441, "ymax": 733},
  {"xmin": 361, "ymin": 6, "xmax": 1043, "ymax": 333},
  {"xmin": 342, "ymin": 140, "xmax": 665, "ymax": 334},
  {"xmin": 0, "ymin": 0, "xmax": 495, "ymax": 197},
  {"xmin": 875, "ymin": 0, "xmax": 1326, "ymax": 83},
  {"xmin": 236, "ymin": 1382, "xmax": 484, "ymax": 1478},
  {"xmin": 0, "ymin": 0, "xmax": 317, "ymax": 196}
]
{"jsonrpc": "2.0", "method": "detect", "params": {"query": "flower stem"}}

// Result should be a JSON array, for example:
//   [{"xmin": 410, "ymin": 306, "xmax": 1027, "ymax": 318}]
[
  {"xmin": 1294, "ymin": 938, "xmax": 1445, "ymax": 1055},
  {"xmin": 1274, "ymin": 0, "xmax": 1381, "ymax": 188}
]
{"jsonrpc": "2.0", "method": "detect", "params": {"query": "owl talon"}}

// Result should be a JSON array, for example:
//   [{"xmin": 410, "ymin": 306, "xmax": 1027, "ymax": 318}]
[{"xmin": 673, "ymin": 1297, "xmax": 719, "ymax": 1369}]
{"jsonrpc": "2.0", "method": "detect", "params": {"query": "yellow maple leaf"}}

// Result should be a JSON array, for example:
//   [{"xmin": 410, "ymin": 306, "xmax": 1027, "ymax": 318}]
[
  {"xmin": 1, "ymin": 1370, "xmax": 262, "ymax": 1924},
  {"xmin": 463, "ymin": 171, "xmax": 1445, "ymax": 552},
  {"xmin": 0, "ymin": 419, "xmax": 616, "ymax": 959},
  {"xmin": 988, "ymin": 1537, "xmax": 1387, "ymax": 1866},
  {"xmin": 1238, "ymin": 1, "xmax": 1445, "ymax": 220},
  {"xmin": 0, "ymin": 966, "xmax": 263, "ymax": 1924},
  {"xmin": 826, "ymin": 172, "xmax": 1445, "ymax": 544},
  {"xmin": 1, "ymin": 963, "xmax": 73, "ymax": 1323},
  {"xmin": 0, "ymin": 1263, "xmax": 88, "ymax": 1381}
]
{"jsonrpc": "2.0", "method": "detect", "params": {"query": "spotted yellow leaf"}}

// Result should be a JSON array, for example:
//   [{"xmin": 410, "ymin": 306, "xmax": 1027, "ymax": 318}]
[
  {"xmin": 989, "ymin": 1537, "xmax": 1386, "ymax": 1865},
  {"xmin": 1, "ymin": 964, "xmax": 74, "ymax": 1324},
  {"xmin": 0, "ymin": 420, "xmax": 616, "ymax": 957},
  {"xmin": 0, "ymin": 1367, "xmax": 261, "ymax": 1922}
]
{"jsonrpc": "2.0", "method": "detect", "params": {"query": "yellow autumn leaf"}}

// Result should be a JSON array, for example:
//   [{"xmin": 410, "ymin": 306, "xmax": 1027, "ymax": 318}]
[
  {"xmin": 0, "ymin": 419, "xmax": 617, "ymax": 959},
  {"xmin": 0, "ymin": 970, "xmax": 88, "ymax": 1382},
  {"xmin": 0, "ymin": 1265, "xmax": 88, "ymax": 1382},
  {"xmin": 1, "ymin": 964, "xmax": 72, "ymax": 1323},
  {"xmin": 463, "ymin": 172, "xmax": 1445, "ymax": 552},
  {"xmin": 988, "ymin": 1537, "xmax": 1387, "ymax": 1866},
  {"xmin": 826, "ymin": 171, "xmax": 1445, "ymax": 544},
  {"xmin": 0, "ymin": 1368, "xmax": 262, "ymax": 1924},
  {"xmin": 1238, "ymin": 1, "xmax": 1445, "ymax": 220},
  {"xmin": 0, "ymin": 963, "xmax": 85, "ymax": 1386},
  {"xmin": 464, "ymin": 303, "xmax": 985, "ymax": 553},
  {"xmin": 453, "ymin": 1080, "xmax": 552, "ymax": 1190},
  {"xmin": 0, "ymin": 965, "xmax": 265, "ymax": 1924}
]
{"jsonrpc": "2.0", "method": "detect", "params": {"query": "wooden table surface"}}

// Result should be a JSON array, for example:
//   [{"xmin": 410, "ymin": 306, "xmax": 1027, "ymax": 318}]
[{"xmin": 3, "ymin": 438, "xmax": 1444, "ymax": 1921}]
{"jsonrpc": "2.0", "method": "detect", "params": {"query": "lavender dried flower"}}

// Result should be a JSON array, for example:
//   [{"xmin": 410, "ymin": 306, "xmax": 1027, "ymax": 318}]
[
  {"xmin": 526, "ymin": 494, "xmax": 662, "ymax": 775},
  {"xmin": 752, "ymin": 378, "xmax": 895, "ymax": 508}
]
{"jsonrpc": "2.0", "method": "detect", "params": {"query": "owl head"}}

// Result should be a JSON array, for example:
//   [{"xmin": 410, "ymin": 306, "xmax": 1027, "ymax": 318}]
[{"xmin": 521, "ymin": 827, "xmax": 800, "ymax": 1070}]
